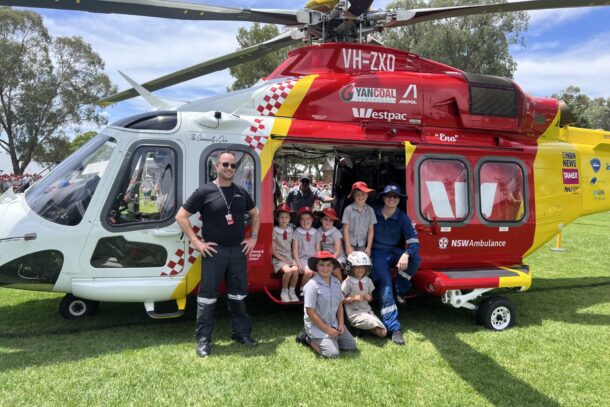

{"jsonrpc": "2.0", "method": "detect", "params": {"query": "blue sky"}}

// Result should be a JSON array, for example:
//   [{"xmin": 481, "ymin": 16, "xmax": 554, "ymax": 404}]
[{"xmin": 2, "ymin": 0, "xmax": 610, "ymax": 172}]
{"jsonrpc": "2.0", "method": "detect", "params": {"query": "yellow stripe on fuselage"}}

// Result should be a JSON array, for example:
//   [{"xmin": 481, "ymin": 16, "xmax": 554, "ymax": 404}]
[{"xmin": 260, "ymin": 75, "xmax": 318, "ymax": 179}]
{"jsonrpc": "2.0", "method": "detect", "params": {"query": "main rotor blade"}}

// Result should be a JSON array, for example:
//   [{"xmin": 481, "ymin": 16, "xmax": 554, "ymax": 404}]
[
  {"xmin": 387, "ymin": 0, "xmax": 610, "ymax": 27},
  {"xmin": 98, "ymin": 29, "xmax": 303, "ymax": 106},
  {"xmin": 347, "ymin": 0, "xmax": 375, "ymax": 16},
  {"xmin": 0, "ymin": 0, "xmax": 300, "ymax": 25}
]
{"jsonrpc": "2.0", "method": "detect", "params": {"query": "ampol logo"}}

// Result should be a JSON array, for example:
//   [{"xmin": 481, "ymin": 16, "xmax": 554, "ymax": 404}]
[{"xmin": 438, "ymin": 237, "xmax": 449, "ymax": 250}]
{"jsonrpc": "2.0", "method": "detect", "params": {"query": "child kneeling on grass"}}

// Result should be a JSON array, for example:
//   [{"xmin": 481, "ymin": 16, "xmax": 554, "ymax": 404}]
[
  {"xmin": 342, "ymin": 251, "xmax": 387, "ymax": 338},
  {"xmin": 302, "ymin": 251, "xmax": 357, "ymax": 358}
]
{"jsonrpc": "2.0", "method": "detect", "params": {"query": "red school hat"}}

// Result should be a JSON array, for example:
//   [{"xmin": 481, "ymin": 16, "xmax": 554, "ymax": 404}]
[
  {"xmin": 275, "ymin": 203, "xmax": 293, "ymax": 216},
  {"xmin": 296, "ymin": 206, "xmax": 314, "ymax": 220},
  {"xmin": 348, "ymin": 181, "xmax": 374, "ymax": 198},
  {"xmin": 316, "ymin": 207, "xmax": 340, "ymax": 221},
  {"xmin": 308, "ymin": 251, "xmax": 341, "ymax": 271}
]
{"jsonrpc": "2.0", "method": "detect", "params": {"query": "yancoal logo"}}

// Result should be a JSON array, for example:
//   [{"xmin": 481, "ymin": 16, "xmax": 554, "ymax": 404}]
[
  {"xmin": 438, "ymin": 237, "xmax": 449, "ymax": 250},
  {"xmin": 340, "ymin": 84, "xmax": 396, "ymax": 103},
  {"xmin": 351, "ymin": 108, "xmax": 408, "ymax": 121},
  {"xmin": 590, "ymin": 158, "xmax": 601, "ymax": 173}
]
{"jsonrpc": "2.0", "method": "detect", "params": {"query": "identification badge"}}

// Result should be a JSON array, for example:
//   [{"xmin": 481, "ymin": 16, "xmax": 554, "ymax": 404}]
[{"xmin": 225, "ymin": 213, "xmax": 234, "ymax": 225}]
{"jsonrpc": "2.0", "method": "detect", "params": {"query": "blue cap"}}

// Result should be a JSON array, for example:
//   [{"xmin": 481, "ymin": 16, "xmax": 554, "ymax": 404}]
[{"xmin": 379, "ymin": 183, "xmax": 405, "ymax": 198}]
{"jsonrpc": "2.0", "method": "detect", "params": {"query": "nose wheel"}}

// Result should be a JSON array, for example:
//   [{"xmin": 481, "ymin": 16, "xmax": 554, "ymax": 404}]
[
  {"xmin": 476, "ymin": 296, "xmax": 515, "ymax": 331},
  {"xmin": 59, "ymin": 294, "xmax": 99, "ymax": 319}
]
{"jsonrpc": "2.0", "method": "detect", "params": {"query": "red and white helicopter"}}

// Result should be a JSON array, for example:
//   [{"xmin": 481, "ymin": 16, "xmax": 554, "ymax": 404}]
[{"xmin": 1, "ymin": 0, "xmax": 609, "ymax": 330}]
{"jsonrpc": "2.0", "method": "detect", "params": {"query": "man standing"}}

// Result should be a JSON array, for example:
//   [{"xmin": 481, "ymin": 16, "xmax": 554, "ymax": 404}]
[
  {"xmin": 175, "ymin": 151, "xmax": 260, "ymax": 358},
  {"xmin": 286, "ymin": 173, "xmax": 334, "ymax": 212},
  {"xmin": 371, "ymin": 184, "xmax": 421, "ymax": 346}
]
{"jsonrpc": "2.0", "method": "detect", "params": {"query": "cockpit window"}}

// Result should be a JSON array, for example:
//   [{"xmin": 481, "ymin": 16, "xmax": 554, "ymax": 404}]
[
  {"xmin": 26, "ymin": 136, "xmax": 116, "ymax": 226},
  {"xmin": 107, "ymin": 146, "xmax": 177, "ymax": 225}
]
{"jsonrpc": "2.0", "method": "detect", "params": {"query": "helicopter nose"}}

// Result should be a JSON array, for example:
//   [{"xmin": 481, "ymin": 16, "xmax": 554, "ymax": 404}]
[{"xmin": 0, "ymin": 250, "xmax": 63, "ymax": 290}]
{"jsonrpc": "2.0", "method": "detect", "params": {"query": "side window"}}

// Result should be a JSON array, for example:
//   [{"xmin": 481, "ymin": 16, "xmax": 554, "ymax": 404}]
[
  {"xmin": 479, "ymin": 161, "xmax": 525, "ymax": 222},
  {"xmin": 90, "ymin": 237, "xmax": 167, "ymax": 268},
  {"xmin": 108, "ymin": 146, "xmax": 177, "ymax": 225},
  {"xmin": 419, "ymin": 159, "xmax": 469, "ymax": 222},
  {"xmin": 206, "ymin": 149, "xmax": 256, "ymax": 201}
]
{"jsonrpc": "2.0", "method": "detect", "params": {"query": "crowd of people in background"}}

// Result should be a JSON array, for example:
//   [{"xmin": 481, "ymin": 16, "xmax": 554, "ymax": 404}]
[{"xmin": 0, "ymin": 173, "xmax": 42, "ymax": 193}]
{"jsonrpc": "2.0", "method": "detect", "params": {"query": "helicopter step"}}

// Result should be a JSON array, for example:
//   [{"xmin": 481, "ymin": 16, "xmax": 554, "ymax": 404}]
[
  {"xmin": 144, "ymin": 298, "xmax": 186, "ymax": 319},
  {"xmin": 414, "ymin": 265, "xmax": 531, "ymax": 296}
]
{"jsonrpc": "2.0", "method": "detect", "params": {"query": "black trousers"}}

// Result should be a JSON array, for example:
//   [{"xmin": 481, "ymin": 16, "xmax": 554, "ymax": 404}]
[{"xmin": 195, "ymin": 245, "xmax": 252, "ymax": 341}]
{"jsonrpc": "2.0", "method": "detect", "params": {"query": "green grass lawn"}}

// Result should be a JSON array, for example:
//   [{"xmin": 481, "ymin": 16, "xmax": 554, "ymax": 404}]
[{"xmin": 1, "ymin": 213, "xmax": 609, "ymax": 406}]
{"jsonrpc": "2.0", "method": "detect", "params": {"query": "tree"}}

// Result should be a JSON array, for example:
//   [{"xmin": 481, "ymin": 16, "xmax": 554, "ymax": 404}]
[
  {"xmin": 32, "ymin": 135, "xmax": 71, "ymax": 167},
  {"xmin": 228, "ymin": 23, "xmax": 294, "ymax": 91},
  {"xmin": 585, "ymin": 98, "xmax": 610, "ymax": 130},
  {"xmin": 380, "ymin": 0, "xmax": 529, "ymax": 78},
  {"xmin": 69, "ymin": 130, "xmax": 97, "ymax": 153},
  {"xmin": 0, "ymin": 7, "xmax": 115, "ymax": 175},
  {"xmin": 551, "ymin": 86, "xmax": 591, "ymax": 128}
]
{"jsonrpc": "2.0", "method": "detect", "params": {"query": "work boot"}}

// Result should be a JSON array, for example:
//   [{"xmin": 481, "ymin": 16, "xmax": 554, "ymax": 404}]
[
  {"xmin": 196, "ymin": 339, "xmax": 212, "ymax": 357},
  {"xmin": 295, "ymin": 329, "xmax": 311, "ymax": 346},
  {"xmin": 231, "ymin": 333, "xmax": 258, "ymax": 346},
  {"xmin": 391, "ymin": 330, "xmax": 405, "ymax": 346}
]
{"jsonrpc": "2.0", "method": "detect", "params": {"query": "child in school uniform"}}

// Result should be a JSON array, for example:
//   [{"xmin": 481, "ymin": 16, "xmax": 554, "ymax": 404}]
[
  {"xmin": 303, "ymin": 251, "xmax": 357, "ymax": 358},
  {"xmin": 272, "ymin": 204, "xmax": 300, "ymax": 303},
  {"xmin": 342, "ymin": 181, "xmax": 377, "ymax": 257},
  {"xmin": 314, "ymin": 207, "xmax": 345, "ymax": 280},
  {"xmin": 342, "ymin": 251, "xmax": 387, "ymax": 338},
  {"xmin": 293, "ymin": 206, "xmax": 317, "ymax": 295}
]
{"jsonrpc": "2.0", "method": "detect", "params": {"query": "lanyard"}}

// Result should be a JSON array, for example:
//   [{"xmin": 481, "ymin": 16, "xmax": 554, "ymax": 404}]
[{"xmin": 215, "ymin": 182, "xmax": 235, "ymax": 214}]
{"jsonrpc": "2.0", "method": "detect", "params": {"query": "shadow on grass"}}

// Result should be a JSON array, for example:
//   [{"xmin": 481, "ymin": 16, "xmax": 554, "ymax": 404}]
[
  {"xmin": 399, "ymin": 276, "xmax": 610, "ymax": 406},
  {"xmin": 0, "ymin": 276, "xmax": 607, "ymax": 402},
  {"xmin": 0, "ymin": 294, "xmax": 290, "ymax": 372}
]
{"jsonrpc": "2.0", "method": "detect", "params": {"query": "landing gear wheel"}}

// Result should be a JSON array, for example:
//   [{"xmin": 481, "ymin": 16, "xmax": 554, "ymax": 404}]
[
  {"xmin": 59, "ymin": 294, "xmax": 99, "ymax": 319},
  {"xmin": 477, "ymin": 296, "xmax": 515, "ymax": 331}
]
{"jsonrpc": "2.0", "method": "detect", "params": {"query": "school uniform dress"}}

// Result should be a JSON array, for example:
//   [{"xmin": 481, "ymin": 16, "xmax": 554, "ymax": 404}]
[
  {"xmin": 342, "ymin": 202, "xmax": 377, "ymax": 251},
  {"xmin": 315, "ymin": 226, "xmax": 346, "ymax": 264},
  {"xmin": 293, "ymin": 227, "xmax": 317, "ymax": 270},
  {"xmin": 341, "ymin": 276, "xmax": 385, "ymax": 330},
  {"xmin": 272, "ymin": 225, "xmax": 296, "ymax": 272},
  {"xmin": 303, "ymin": 273, "xmax": 357, "ymax": 358}
]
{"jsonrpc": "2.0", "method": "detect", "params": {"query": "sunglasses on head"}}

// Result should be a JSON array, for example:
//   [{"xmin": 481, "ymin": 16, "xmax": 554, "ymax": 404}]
[{"xmin": 219, "ymin": 162, "xmax": 237, "ymax": 169}]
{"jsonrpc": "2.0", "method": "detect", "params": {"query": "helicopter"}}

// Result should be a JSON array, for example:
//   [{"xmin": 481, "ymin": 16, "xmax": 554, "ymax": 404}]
[{"xmin": 1, "ymin": 0, "xmax": 610, "ymax": 331}]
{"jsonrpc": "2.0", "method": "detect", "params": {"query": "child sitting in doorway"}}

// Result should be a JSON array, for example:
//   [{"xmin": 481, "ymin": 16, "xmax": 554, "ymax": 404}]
[
  {"xmin": 303, "ymin": 251, "xmax": 357, "ymax": 358},
  {"xmin": 314, "ymin": 207, "xmax": 345, "ymax": 281},
  {"xmin": 293, "ymin": 206, "xmax": 317, "ymax": 296},
  {"xmin": 342, "ymin": 181, "xmax": 376, "ymax": 257},
  {"xmin": 272, "ymin": 204, "xmax": 299, "ymax": 303},
  {"xmin": 342, "ymin": 251, "xmax": 387, "ymax": 338}
]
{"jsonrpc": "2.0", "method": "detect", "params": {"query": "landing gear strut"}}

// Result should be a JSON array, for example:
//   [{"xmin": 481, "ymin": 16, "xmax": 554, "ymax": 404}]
[{"xmin": 59, "ymin": 294, "xmax": 99, "ymax": 319}]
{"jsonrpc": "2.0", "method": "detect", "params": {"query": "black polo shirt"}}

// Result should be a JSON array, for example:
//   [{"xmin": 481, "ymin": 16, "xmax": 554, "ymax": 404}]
[{"xmin": 183, "ymin": 182, "xmax": 255, "ymax": 247}]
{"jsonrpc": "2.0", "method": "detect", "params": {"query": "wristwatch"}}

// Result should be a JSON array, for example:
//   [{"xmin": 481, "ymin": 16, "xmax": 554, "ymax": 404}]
[{"xmin": 251, "ymin": 233, "xmax": 258, "ymax": 239}]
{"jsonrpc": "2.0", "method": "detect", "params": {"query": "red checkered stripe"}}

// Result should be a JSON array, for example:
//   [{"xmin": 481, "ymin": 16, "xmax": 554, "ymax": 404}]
[
  {"xmin": 243, "ymin": 117, "xmax": 269, "ymax": 152},
  {"xmin": 161, "ymin": 217, "xmax": 202, "ymax": 276},
  {"xmin": 255, "ymin": 79, "xmax": 297, "ymax": 117}
]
